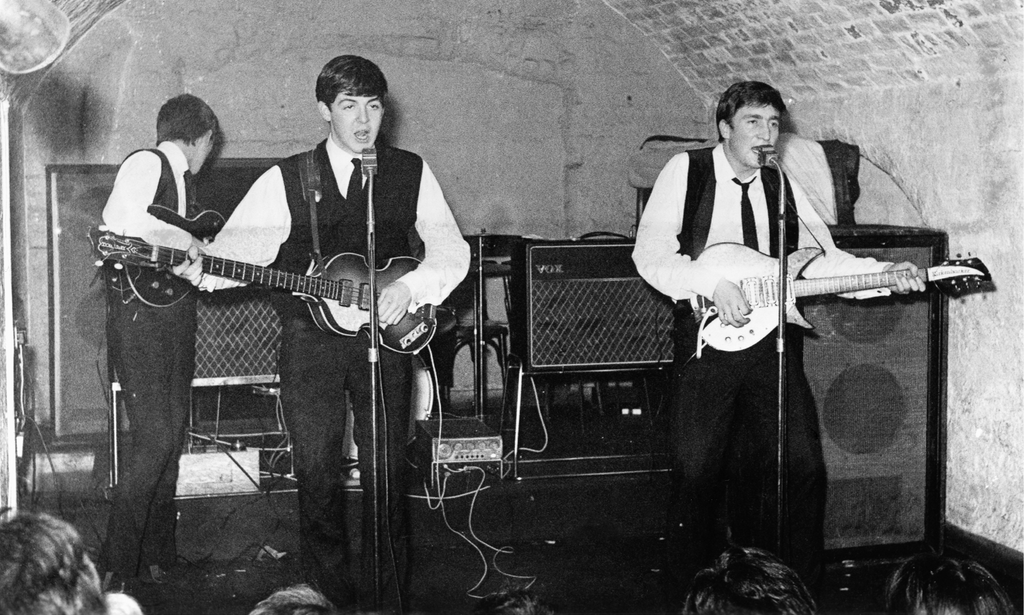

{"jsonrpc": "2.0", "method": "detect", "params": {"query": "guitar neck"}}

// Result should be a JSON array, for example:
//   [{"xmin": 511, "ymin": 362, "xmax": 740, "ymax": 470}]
[
  {"xmin": 150, "ymin": 244, "xmax": 342, "ymax": 300},
  {"xmin": 792, "ymin": 267, "xmax": 929, "ymax": 298}
]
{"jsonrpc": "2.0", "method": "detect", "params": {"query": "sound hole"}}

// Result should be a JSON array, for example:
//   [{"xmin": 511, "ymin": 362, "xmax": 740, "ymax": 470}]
[{"xmin": 822, "ymin": 364, "xmax": 905, "ymax": 454}]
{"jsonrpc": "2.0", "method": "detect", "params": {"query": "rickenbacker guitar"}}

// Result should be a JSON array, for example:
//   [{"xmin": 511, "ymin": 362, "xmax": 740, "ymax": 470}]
[
  {"xmin": 91, "ymin": 228, "xmax": 437, "ymax": 354},
  {"xmin": 690, "ymin": 243, "xmax": 990, "ymax": 352},
  {"xmin": 105, "ymin": 205, "xmax": 226, "ymax": 308}
]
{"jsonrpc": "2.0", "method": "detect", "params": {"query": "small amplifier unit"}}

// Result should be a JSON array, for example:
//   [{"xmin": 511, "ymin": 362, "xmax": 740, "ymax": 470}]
[{"xmin": 413, "ymin": 418, "xmax": 502, "ymax": 481}]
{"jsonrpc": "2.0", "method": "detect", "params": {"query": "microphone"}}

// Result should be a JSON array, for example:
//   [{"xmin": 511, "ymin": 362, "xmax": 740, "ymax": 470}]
[
  {"xmin": 753, "ymin": 144, "xmax": 779, "ymax": 167},
  {"xmin": 361, "ymin": 147, "xmax": 377, "ymax": 178}
]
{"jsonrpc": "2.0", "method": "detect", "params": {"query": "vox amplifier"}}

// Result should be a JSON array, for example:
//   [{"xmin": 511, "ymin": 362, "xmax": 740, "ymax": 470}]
[{"xmin": 508, "ymin": 238, "xmax": 674, "ymax": 372}]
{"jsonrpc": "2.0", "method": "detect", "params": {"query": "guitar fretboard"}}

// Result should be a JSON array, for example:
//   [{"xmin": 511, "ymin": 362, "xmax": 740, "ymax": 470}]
[
  {"xmin": 792, "ymin": 268, "xmax": 930, "ymax": 298},
  {"xmin": 150, "ymin": 245, "xmax": 361, "ymax": 308}
]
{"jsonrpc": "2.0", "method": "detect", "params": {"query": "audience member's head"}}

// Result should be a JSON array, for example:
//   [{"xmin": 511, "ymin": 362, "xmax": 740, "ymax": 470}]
[
  {"xmin": 885, "ymin": 552, "xmax": 1015, "ymax": 615},
  {"xmin": 104, "ymin": 592, "xmax": 144, "ymax": 615},
  {"xmin": 0, "ymin": 510, "xmax": 107, "ymax": 615},
  {"xmin": 473, "ymin": 587, "xmax": 555, "ymax": 615},
  {"xmin": 248, "ymin": 583, "xmax": 339, "ymax": 615},
  {"xmin": 683, "ymin": 545, "xmax": 817, "ymax": 615}
]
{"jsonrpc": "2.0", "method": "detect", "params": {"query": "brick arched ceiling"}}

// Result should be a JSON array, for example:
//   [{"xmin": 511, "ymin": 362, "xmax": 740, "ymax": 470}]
[
  {"xmin": 3, "ymin": 0, "xmax": 1021, "ymax": 103},
  {"xmin": 602, "ymin": 0, "xmax": 1022, "ymax": 102}
]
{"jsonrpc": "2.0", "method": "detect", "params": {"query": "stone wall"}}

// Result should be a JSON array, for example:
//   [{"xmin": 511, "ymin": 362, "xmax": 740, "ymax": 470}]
[
  {"xmin": 790, "ymin": 78, "xmax": 1024, "ymax": 553},
  {"xmin": 12, "ymin": 2, "xmax": 702, "ymax": 440},
  {"xmin": 8, "ymin": 0, "xmax": 1021, "ymax": 554},
  {"xmin": 604, "ymin": 0, "xmax": 1024, "ymax": 558}
]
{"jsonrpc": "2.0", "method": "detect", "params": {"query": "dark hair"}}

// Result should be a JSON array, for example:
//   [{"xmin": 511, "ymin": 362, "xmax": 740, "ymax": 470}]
[
  {"xmin": 684, "ymin": 546, "xmax": 817, "ymax": 615},
  {"xmin": 473, "ymin": 587, "xmax": 555, "ymax": 615},
  {"xmin": 0, "ymin": 512, "xmax": 106, "ymax": 615},
  {"xmin": 885, "ymin": 552, "xmax": 1016, "ymax": 615},
  {"xmin": 715, "ymin": 81, "xmax": 786, "ymax": 140},
  {"xmin": 248, "ymin": 583, "xmax": 339, "ymax": 615},
  {"xmin": 315, "ymin": 55, "xmax": 389, "ymax": 105},
  {"xmin": 156, "ymin": 93, "xmax": 220, "ymax": 146}
]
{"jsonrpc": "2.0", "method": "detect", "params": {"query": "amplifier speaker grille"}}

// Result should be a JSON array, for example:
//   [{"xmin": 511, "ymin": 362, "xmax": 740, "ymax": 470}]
[
  {"xmin": 194, "ymin": 288, "xmax": 281, "ymax": 386},
  {"xmin": 805, "ymin": 225, "xmax": 946, "ymax": 552},
  {"xmin": 509, "ymin": 239, "xmax": 674, "ymax": 372}
]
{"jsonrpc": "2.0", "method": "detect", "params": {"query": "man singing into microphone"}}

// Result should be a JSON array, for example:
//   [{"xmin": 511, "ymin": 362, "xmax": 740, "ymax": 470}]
[
  {"xmin": 632, "ymin": 81, "xmax": 924, "ymax": 607},
  {"xmin": 177, "ymin": 55, "xmax": 469, "ymax": 613}
]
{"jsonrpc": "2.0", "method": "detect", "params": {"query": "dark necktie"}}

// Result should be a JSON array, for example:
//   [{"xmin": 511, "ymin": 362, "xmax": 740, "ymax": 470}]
[
  {"xmin": 732, "ymin": 177, "xmax": 758, "ymax": 250},
  {"xmin": 183, "ymin": 170, "xmax": 199, "ymax": 218},
  {"xmin": 347, "ymin": 158, "xmax": 362, "ymax": 205}
]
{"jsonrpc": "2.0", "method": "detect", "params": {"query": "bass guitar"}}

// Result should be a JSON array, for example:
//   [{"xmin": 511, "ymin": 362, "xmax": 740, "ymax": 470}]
[
  {"xmin": 690, "ymin": 243, "xmax": 990, "ymax": 352},
  {"xmin": 91, "ymin": 228, "xmax": 437, "ymax": 354}
]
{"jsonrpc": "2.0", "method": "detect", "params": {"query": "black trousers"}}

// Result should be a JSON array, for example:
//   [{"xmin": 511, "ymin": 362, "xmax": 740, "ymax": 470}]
[
  {"xmin": 664, "ymin": 318, "xmax": 826, "ymax": 602},
  {"xmin": 278, "ymin": 316, "xmax": 412, "ymax": 613},
  {"xmin": 101, "ymin": 293, "xmax": 196, "ymax": 577}
]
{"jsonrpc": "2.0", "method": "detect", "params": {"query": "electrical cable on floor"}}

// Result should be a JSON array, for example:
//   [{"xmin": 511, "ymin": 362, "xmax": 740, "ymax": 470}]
[
  {"xmin": 517, "ymin": 376, "xmax": 548, "ymax": 454},
  {"xmin": 422, "ymin": 465, "xmax": 535, "ymax": 599}
]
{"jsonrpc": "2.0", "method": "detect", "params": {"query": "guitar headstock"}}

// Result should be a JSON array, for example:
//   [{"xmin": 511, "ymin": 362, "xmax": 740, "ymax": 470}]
[
  {"xmin": 89, "ymin": 228, "xmax": 159, "ymax": 268},
  {"xmin": 931, "ymin": 254, "xmax": 991, "ymax": 296}
]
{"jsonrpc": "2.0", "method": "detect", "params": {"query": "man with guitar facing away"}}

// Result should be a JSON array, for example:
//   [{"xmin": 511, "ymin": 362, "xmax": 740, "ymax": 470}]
[
  {"xmin": 632, "ymin": 81, "xmax": 925, "ymax": 607},
  {"xmin": 99, "ymin": 94, "xmax": 220, "ymax": 587},
  {"xmin": 175, "ymin": 56, "xmax": 469, "ymax": 613}
]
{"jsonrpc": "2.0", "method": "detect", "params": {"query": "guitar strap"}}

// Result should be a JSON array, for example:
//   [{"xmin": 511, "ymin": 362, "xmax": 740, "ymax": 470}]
[{"xmin": 299, "ymin": 149, "xmax": 326, "ymax": 274}]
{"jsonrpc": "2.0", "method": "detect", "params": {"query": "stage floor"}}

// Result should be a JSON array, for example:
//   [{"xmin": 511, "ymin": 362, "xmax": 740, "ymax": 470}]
[
  {"xmin": 16, "ymin": 382, "xmax": 1022, "ymax": 614},
  {"xmin": 16, "ymin": 472, "xmax": 957, "ymax": 615}
]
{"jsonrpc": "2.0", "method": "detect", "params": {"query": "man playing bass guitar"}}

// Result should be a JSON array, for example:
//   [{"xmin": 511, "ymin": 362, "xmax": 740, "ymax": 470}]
[{"xmin": 176, "ymin": 56, "xmax": 469, "ymax": 613}]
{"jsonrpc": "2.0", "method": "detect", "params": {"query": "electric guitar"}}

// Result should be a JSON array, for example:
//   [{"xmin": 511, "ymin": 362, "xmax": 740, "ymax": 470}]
[
  {"xmin": 690, "ymin": 243, "xmax": 990, "ymax": 352},
  {"xmin": 105, "ymin": 205, "xmax": 226, "ymax": 308},
  {"xmin": 90, "ymin": 228, "xmax": 437, "ymax": 354}
]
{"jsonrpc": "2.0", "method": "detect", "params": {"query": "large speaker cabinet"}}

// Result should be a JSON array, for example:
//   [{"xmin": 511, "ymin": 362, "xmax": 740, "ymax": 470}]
[
  {"xmin": 508, "ymin": 238, "xmax": 674, "ymax": 372},
  {"xmin": 806, "ymin": 225, "xmax": 946, "ymax": 554},
  {"xmin": 47, "ymin": 159, "xmax": 274, "ymax": 435}
]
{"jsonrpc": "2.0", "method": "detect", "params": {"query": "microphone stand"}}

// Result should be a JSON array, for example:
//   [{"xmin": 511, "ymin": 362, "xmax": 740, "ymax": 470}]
[
  {"xmin": 759, "ymin": 145, "xmax": 790, "ymax": 562},
  {"xmin": 361, "ymin": 148, "xmax": 385, "ymax": 612}
]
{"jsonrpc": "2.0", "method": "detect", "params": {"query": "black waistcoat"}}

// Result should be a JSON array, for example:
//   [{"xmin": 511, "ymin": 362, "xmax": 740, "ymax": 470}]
[
  {"xmin": 676, "ymin": 147, "xmax": 798, "ymax": 259},
  {"xmin": 105, "ymin": 149, "xmax": 196, "ymax": 306},
  {"xmin": 270, "ymin": 140, "xmax": 424, "ymax": 320}
]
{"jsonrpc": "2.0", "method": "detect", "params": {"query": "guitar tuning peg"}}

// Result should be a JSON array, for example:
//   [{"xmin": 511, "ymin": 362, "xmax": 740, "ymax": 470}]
[
  {"xmin": 94, "ymin": 260, "xmax": 103, "ymax": 267},
  {"xmin": 113, "ymin": 263, "xmax": 123, "ymax": 270}
]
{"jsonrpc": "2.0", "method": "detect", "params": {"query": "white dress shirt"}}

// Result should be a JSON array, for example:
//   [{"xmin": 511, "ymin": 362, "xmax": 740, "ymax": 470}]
[
  {"xmin": 633, "ymin": 144, "xmax": 889, "ymax": 302},
  {"xmin": 201, "ymin": 136, "xmax": 469, "ymax": 312},
  {"xmin": 102, "ymin": 141, "xmax": 194, "ymax": 250}
]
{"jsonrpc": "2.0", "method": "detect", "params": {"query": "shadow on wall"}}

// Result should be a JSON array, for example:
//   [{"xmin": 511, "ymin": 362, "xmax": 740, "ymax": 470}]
[
  {"xmin": 24, "ymin": 19, "xmax": 134, "ymax": 160},
  {"xmin": 29, "ymin": 71, "xmax": 115, "ymax": 159}
]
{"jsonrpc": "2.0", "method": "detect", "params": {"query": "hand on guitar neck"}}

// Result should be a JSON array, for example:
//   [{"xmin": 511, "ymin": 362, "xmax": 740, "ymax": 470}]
[
  {"xmin": 172, "ymin": 245, "xmax": 414, "ymax": 326},
  {"xmin": 882, "ymin": 261, "xmax": 927, "ymax": 294},
  {"xmin": 710, "ymin": 259, "xmax": 926, "ymax": 329}
]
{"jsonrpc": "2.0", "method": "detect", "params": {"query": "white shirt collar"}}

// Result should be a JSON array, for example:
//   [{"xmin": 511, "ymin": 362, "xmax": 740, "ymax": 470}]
[
  {"xmin": 157, "ymin": 141, "xmax": 189, "ymax": 176},
  {"xmin": 325, "ymin": 135, "xmax": 360, "ymax": 166},
  {"xmin": 324, "ymin": 136, "xmax": 363, "ymax": 197},
  {"xmin": 712, "ymin": 142, "xmax": 761, "ymax": 186}
]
